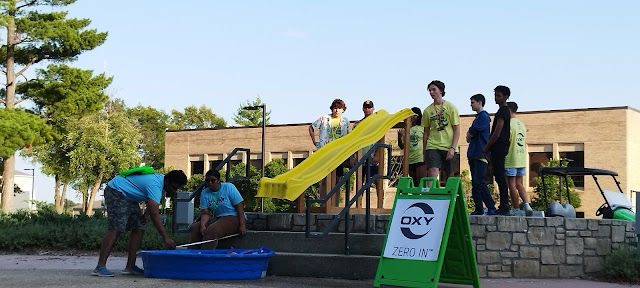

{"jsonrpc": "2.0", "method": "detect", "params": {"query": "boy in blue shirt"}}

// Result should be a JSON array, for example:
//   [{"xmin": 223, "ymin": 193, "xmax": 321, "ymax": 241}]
[{"xmin": 466, "ymin": 94, "xmax": 496, "ymax": 215}]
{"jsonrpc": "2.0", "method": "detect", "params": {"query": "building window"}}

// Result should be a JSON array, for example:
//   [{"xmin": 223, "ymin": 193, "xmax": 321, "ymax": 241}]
[
  {"xmin": 293, "ymin": 158, "xmax": 306, "ymax": 167},
  {"xmin": 210, "ymin": 160, "xmax": 223, "ymax": 171},
  {"xmin": 559, "ymin": 151, "xmax": 585, "ymax": 188},
  {"xmin": 191, "ymin": 161, "xmax": 204, "ymax": 176},
  {"xmin": 250, "ymin": 159, "xmax": 262, "ymax": 170},
  {"xmin": 529, "ymin": 152, "xmax": 553, "ymax": 188}
]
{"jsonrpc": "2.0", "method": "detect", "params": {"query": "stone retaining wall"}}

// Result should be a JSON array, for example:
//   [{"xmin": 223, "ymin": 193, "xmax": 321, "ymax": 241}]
[{"xmin": 245, "ymin": 213, "xmax": 637, "ymax": 278}]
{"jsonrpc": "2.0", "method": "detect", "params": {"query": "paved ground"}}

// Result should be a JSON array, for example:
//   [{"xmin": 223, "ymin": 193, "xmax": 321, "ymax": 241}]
[{"xmin": 0, "ymin": 254, "xmax": 638, "ymax": 287}]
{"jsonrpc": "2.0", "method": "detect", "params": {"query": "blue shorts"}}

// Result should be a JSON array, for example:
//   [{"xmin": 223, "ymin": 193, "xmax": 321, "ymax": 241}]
[{"xmin": 505, "ymin": 167, "xmax": 526, "ymax": 176}]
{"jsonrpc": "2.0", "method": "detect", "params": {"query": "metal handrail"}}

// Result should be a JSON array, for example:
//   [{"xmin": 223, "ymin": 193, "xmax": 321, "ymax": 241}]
[
  {"xmin": 171, "ymin": 147, "xmax": 251, "ymax": 233},
  {"xmin": 305, "ymin": 143, "xmax": 393, "ymax": 255}
]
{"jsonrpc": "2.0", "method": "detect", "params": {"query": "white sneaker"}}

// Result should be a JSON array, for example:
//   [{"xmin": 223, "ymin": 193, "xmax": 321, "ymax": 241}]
[
  {"xmin": 509, "ymin": 209, "xmax": 525, "ymax": 216},
  {"xmin": 524, "ymin": 207, "xmax": 533, "ymax": 216}
]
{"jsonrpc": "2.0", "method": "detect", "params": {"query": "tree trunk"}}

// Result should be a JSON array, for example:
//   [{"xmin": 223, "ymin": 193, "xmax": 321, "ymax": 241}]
[
  {"xmin": 80, "ymin": 185, "xmax": 88, "ymax": 212},
  {"xmin": 54, "ymin": 175, "xmax": 62, "ymax": 213},
  {"xmin": 1, "ymin": 156, "xmax": 16, "ymax": 212},
  {"xmin": 61, "ymin": 182, "xmax": 68, "ymax": 212},
  {"xmin": 85, "ymin": 170, "xmax": 103, "ymax": 216},
  {"xmin": 1, "ymin": 10, "xmax": 17, "ymax": 213}
]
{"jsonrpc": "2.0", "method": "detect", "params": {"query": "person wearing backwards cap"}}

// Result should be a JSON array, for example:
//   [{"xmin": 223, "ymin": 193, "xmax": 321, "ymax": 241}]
[{"xmin": 351, "ymin": 100, "xmax": 379, "ymax": 179}]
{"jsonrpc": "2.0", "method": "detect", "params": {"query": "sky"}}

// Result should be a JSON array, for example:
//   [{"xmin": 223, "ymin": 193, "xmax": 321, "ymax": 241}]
[{"xmin": 12, "ymin": 0, "xmax": 640, "ymax": 204}]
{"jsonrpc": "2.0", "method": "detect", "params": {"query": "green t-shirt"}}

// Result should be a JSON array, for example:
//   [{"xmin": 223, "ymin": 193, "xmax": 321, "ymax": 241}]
[
  {"xmin": 328, "ymin": 116, "xmax": 342, "ymax": 142},
  {"xmin": 408, "ymin": 125, "xmax": 424, "ymax": 164},
  {"xmin": 505, "ymin": 118, "xmax": 527, "ymax": 168},
  {"xmin": 421, "ymin": 101, "xmax": 460, "ymax": 151}
]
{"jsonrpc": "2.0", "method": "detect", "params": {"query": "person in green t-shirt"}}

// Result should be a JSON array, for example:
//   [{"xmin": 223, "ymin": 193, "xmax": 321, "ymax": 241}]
[
  {"xmin": 398, "ymin": 107, "xmax": 426, "ymax": 186},
  {"xmin": 505, "ymin": 102, "xmax": 532, "ymax": 216},
  {"xmin": 421, "ymin": 80, "xmax": 460, "ymax": 185}
]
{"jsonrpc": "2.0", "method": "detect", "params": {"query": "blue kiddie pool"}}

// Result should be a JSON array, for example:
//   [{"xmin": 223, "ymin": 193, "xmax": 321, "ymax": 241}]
[{"xmin": 138, "ymin": 247, "xmax": 274, "ymax": 280}]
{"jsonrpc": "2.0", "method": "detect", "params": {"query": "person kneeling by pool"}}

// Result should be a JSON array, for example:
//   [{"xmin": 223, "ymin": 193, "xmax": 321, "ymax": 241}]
[{"xmin": 190, "ymin": 169, "xmax": 247, "ymax": 249}]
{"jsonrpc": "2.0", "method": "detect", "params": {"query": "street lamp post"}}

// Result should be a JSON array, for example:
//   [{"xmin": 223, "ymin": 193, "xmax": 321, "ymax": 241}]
[
  {"xmin": 242, "ymin": 104, "xmax": 266, "ymax": 212},
  {"xmin": 24, "ymin": 168, "xmax": 35, "ymax": 211}
]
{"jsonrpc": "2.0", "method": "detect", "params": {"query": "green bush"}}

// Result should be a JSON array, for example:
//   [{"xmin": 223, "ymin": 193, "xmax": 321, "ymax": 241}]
[
  {"xmin": 0, "ymin": 208, "xmax": 189, "ymax": 252},
  {"xmin": 598, "ymin": 245, "xmax": 640, "ymax": 284}
]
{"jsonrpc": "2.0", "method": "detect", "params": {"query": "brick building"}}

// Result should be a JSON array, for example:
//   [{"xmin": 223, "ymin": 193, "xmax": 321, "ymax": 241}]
[{"xmin": 165, "ymin": 106, "xmax": 640, "ymax": 218}]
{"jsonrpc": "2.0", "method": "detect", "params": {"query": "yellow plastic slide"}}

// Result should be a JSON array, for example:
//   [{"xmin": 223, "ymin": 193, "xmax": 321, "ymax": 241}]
[{"xmin": 257, "ymin": 108, "xmax": 415, "ymax": 200}]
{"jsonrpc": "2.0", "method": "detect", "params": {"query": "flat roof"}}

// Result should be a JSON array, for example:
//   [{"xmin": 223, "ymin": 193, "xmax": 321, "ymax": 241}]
[{"xmin": 167, "ymin": 105, "xmax": 638, "ymax": 132}]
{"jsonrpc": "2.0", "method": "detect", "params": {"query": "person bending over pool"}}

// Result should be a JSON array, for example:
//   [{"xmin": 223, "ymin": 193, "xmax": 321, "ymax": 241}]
[
  {"xmin": 189, "ymin": 169, "xmax": 247, "ymax": 249},
  {"xmin": 93, "ymin": 169, "xmax": 187, "ymax": 277}
]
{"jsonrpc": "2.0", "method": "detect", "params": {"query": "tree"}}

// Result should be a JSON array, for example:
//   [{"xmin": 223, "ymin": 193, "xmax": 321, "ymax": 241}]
[
  {"xmin": 168, "ymin": 105, "xmax": 226, "ymax": 130},
  {"xmin": 20, "ymin": 64, "xmax": 111, "ymax": 212},
  {"xmin": 0, "ymin": 0, "xmax": 107, "ymax": 212},
  {"xmin": 0, "ymin": 108, "xmax": 52, "ymax": 209},
  {"xmin": 127, "ymin": 105, "xmax": 169, "ymax": 169},
  {"xmin": 233, "ymin": 96, "xmax": 271, "ymax": 126},
  {"xmin": 63, "ymin": 99, "xmax": 140, "ymax": 215}
]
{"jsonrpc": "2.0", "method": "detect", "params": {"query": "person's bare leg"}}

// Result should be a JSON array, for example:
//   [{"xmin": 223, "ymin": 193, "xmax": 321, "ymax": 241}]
[
  {"xmin": 507, "ymin": 176, "xmax": 520, "ymax": 209},
  {"xmin": 126, "ymin": 229, "xmax": 144, "ymax": 269},
  {"xmin": 516, "ymin": 176, "xmax": 528, "ymax": 202},
  {"xmin": 426, "ymin": 167, "xmax": 439, "ymax": 188},
  {"xmin": 97, "ymin": 229, "xmax": 120, "ymax": 268}
]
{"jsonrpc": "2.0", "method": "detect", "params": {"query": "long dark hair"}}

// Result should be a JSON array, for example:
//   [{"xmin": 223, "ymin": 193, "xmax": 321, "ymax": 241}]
[{"xmin": 411, "ymin": 107, "xmax": 422, "ymax": 125}]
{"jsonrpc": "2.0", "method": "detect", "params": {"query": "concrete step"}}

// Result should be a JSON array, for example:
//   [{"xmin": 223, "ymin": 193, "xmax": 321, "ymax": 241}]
[
  {"xmin": 223, "ymin": 231, "xmax": 385, "ymax": 256},
  {"xmin": 268, "ymin": 252, "xmax": 379, "ymax": 279},
  {"xmin": 219, "ymin": 231, "xmax": 385, "ymax": 279}
]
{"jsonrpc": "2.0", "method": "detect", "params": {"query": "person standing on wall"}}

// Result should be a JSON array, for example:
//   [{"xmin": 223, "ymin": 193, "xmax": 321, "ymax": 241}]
[
  {"xmin": 483, "ymin": 85, "xmax": 512, "ymax": 216},
  {"xmin": 421, "ymin": 80, "xmax": 460, "ymax": 186},
  {"xmin": 505, "ymin": 101, "xmax": 533, "ymax": 216},
  {"xmin": 466, "ymin": 94, "xmax": 497, "ymax": 215}
]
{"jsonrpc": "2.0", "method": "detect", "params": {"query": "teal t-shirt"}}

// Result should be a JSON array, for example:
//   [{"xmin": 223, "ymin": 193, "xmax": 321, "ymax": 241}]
[
  {"xmin": 107, "ymin": 174, "xmax": 164, "ymax": 203},
  {"xmin": 200, "ymin": 182, "xmax": 244, "ymax": 217}
]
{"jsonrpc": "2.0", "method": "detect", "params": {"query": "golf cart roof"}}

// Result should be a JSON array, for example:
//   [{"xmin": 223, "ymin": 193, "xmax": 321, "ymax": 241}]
[{"xmin": 539, "ymin": 167, "xmax": 618, "ymax": 177}]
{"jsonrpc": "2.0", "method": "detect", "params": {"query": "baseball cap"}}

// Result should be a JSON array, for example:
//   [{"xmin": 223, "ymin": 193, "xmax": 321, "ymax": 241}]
[{"xmin": 363, "ymin": 100, "xmax": 374, "ymax": 108}]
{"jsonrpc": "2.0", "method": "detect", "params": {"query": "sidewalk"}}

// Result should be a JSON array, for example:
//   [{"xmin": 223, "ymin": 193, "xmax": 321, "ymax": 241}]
[{"xmin": 0, "ymin": 254, "xmax": 637, "ymax": 288}]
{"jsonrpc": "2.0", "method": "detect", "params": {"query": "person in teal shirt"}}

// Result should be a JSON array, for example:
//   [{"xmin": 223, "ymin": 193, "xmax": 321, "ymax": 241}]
[
  {"xmin": 190, "ymin": 169, "xmax": 247, "ymax": 249},
  {"xmin": 93, "ymin": 170, "xmax": 187, "ymax": 277}
]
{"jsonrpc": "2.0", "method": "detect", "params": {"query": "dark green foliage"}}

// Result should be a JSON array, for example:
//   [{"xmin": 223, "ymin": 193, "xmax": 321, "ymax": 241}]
[
  {"xmin": 0, "ymin": 208, "xmax": 188, "ymax": 252},
  {"xmin": 21, "ymin": 64, "xmax": 112, "ymax": 125},
  {"xmin": 598, "ymin": 245, "xmax": 640, "ymax": 284},
  {"xmin": 168, "ymin": 105, "xmax": 227, "ymax": 130},
  {"xmin": 127, "ymin": 105, "xmax": 169, "ymax": 169},
  {"xmin": 0, "ymin": 108, "xmax": 52, "ymax": 159},
  {"xmin": 233, "ymin": 96, "xmax": 271, "ymax": 126},
  {"xmin": 183, "ymin": 174, "xmax": 203, "ymax": 208},
  {"xmin": 263, "ymin": 159, "xmax": 295, "ymax": 213},
  {"xmin": 226, "ymin": 162, "xmax": 260, "ymax": 211},
  {"xmin": 531, "ymin": 159, "xmax": 582, "ymax": 211}
]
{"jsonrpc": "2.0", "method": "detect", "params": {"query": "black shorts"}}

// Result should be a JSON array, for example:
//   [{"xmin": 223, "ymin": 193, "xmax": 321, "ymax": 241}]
[
  {"xmin": 409, "ymin": 162, "xmax": 426, "ymax": 172},
  {"xmin": 425, "ymin": 149, "xmax": 456, "ymax": 174}
]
